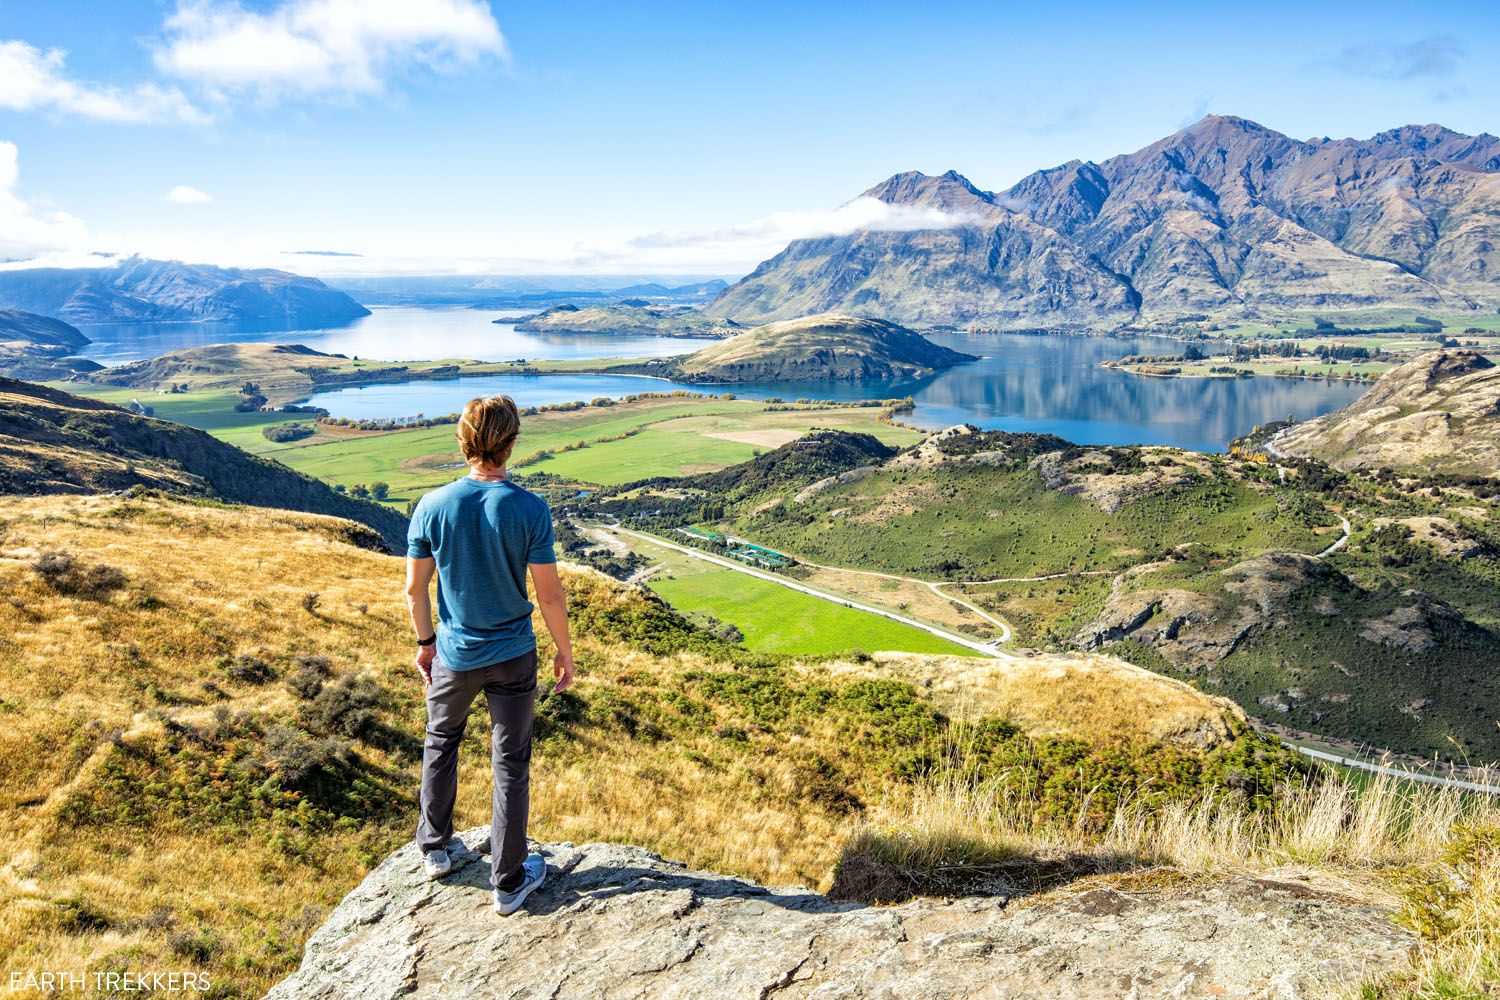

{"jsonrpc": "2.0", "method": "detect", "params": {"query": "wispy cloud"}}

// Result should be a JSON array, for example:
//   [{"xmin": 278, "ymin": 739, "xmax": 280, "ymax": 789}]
[
  {"xmin": 0, "ymin": 40, "xmax": 205, "ymax": 124},
  {"xmin": 153, "ymin": 0, "xmax": 507, "ymax": 100},
  {"xmin": 1177, "ymin": 95, "xmax": 1215, "ymax": 130},
  {"xmin": 1325, "ymin": 35, "xmax": 1464, "ymax": 80},
  {"xmin": 582, "ymin": 196, "xmax": 986, "ymax": 270},
  {"xmin": 0, "ymin": 142, "xmax": 92, "ymax": 261},
  {"xmin": 164, "ymin": 184, "xmax": 214, "ymax": 204}
]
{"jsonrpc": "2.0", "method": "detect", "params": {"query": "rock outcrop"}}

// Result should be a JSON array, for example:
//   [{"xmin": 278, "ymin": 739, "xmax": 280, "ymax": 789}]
[
  {"xmin": 1075, "ymin": 552, "xmax": 1349, "ymax": 670},
  {"xmin": 1270, "ymin": 350, "xmax": 1500, "ymax": 476},
  {"xmin": 267, "ymin": 831, "xmax": 1416, "ymax": 999}
]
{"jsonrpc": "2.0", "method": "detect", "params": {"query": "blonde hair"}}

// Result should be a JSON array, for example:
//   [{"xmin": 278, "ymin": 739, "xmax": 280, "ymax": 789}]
[{"xmin": 456, "ymin": 395, "xmax": 520, "ymax": 468}]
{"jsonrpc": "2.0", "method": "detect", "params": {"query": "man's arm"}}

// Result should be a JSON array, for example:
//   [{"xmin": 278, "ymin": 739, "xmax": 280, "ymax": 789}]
[
  {"xmin": 529, "ymin": 562, "xmax": 574, "ymax": 693},
  {"xmin": 406, "ymin": 556, "xmax": 438, "ymax": 687}
]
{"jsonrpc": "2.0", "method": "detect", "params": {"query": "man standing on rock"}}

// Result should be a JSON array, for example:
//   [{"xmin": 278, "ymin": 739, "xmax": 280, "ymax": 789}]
[{"xmin": 405, "ymin": 394, "xmax": 575, "ymax": 916}]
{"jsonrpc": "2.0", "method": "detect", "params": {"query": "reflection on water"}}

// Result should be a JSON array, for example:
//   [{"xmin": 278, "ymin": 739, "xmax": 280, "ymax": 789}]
[
  {"xmin": 303, "ymin": 331, "xmax": 1368, "ymax": 453},
  {"xmin": 75, "ymin": 305, "xmax": 703, "ymax": 366}
]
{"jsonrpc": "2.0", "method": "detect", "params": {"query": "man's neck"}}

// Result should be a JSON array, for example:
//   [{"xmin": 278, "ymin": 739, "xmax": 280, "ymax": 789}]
[{"xmin": 468, "ymin": 463, "xmax": 507, "ymax": 481}]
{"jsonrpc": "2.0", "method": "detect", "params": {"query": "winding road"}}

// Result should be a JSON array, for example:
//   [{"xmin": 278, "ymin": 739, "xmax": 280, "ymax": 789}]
[{"xmin": 601, "ymin": 521, "xmax": 1498, "ymax": 795}]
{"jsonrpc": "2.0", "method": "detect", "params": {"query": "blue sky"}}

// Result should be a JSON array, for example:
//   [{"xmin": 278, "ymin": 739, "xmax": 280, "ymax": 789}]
[{"xmin": 1, "ymin": 0, "xmax": 1497, "ymax": 278}]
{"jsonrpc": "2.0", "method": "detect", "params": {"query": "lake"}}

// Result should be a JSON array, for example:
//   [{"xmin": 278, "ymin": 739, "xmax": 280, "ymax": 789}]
[
  {"xmin": 75, "ymin": 305, "xmax": 704, "ymax": 366},
  {"xmin": 300, "ymin": 330, "xmax": 1369, "ymax": 452}
]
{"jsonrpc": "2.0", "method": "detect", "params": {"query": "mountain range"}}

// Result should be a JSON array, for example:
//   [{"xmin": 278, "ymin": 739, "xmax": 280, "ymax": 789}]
[
  {"xmin": 0, "ymin": 257, "xmax": 370, "ymax": 328},
  {"xmin": 709, "ymin": 116, "xmax": 1500, "ymax": 329}
]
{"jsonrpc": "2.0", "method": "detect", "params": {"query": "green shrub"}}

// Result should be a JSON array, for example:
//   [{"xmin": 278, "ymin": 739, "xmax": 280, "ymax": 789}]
[{"xmin": 262, "ymin": 422, "xmax": 315, "ymax": 443}]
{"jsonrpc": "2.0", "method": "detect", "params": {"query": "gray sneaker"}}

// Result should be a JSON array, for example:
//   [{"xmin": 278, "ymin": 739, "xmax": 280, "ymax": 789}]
[
  {"xmin": 493, "ymin": 854, "xmax": 546, "ymax": 916},
  {"xmin": 422, "ymin": 836, "xmax": 468, "ymax": 880}
]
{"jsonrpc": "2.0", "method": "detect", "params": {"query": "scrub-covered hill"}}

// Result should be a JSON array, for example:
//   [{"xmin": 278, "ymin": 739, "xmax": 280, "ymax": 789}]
[
  {"xmin": 585, "ymin": 425, "xmax": 1500, "ymax": 761},
  {"xmin": 675, "ymin": 312, "xmax": 974, "ymax": 382},
  {"xmin": 0, "ymin": 309, "xmax": 98, "ymax": 380},
  {"xmin": 513, "ymin": 303, "xmax": 741, "ymax": 338},
  {"xmin": 0, "ymin": 377, "xmax": 407, "ymax": 548}
]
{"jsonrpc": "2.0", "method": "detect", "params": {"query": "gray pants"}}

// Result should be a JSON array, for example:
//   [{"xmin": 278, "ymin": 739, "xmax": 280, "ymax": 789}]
[{"xmin": 417, "ymin": 648, "xmax": 537, "ymax": 891}]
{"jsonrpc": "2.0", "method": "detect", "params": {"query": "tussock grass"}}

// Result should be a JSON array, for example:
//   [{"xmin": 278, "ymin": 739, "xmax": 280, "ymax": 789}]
[{"xmin": 836, "ymin": 730, "xmax": 1500, "ymax": 997}]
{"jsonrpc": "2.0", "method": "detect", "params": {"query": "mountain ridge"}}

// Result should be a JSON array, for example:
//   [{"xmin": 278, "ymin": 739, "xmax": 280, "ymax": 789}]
[
  {"xmin": 710, "ymin": 116, "xmax": 1500, "ymax": 327},
  {"xmin": 0, "ymin": 257, "xmax": 371, "ymax": 328}
]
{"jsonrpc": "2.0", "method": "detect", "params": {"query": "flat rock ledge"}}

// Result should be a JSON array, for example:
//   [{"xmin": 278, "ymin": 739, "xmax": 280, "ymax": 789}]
[{"xmin": 266, "ymin": 828, "xmax": 1415, "ymax": 999}]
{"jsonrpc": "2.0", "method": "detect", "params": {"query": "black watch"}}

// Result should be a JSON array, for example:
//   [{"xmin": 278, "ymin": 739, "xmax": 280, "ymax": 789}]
[{"xmin": 416, "ymin": 634, "xmax": 437, "ymax": 647}]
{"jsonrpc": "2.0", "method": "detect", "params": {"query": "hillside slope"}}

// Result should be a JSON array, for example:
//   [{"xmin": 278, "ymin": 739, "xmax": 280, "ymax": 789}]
[
  {"xmin": 0, "ymin": 257, "xmax": 370, "ymax": 328},
  {"xmin": 0, "ymin": 493, "xmax": 1305, "ymax": 996},
  {"xmin": 512, "ymin": 303, "xmax": 741, "ymax": 338},
  {"xmin": 0, "ymin": 309, "xmax": 99, "ymax": 379},
  {"xmin": 676, "ymin": 313, "xmax": 974, "ymax": 382},
  {"xmin": 1269, "ymin": 350, "xmax": 1500, "ymax": 475},
  {"xmin": 710, "ymin": 116, "xmax": 1500, "ymax": 327},
  {"xmin": 586, "ymin": 427, "xmax": 1500, "ymax": 760},
  {"xmin": 0, "ymin": 378, "xmax": 406, "ymax": 547}
]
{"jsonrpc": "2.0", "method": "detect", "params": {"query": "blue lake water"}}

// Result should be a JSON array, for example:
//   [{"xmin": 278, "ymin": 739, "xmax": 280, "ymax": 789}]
[
  {"xmin": 75, "ymin": 305, "xmax": 704, "ymax": 366},
  {"xmin": 299, "ymin": 330, "xmax": 1370, "ymax": 452}
]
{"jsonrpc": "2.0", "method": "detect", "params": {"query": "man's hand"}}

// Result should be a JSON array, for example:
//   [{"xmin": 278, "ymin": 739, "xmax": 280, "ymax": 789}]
[
  {"xmin": 552, "ymin": 649, "xmax": 574, "ymax": 693},
  {"xmin": 415, "ymin": 644, "xmax": 436, "ymax": 688}
]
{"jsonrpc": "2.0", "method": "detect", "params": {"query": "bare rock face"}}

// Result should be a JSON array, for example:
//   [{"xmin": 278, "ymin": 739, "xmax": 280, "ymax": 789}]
[
  {"xmin": 1075, "ymin": 553, "xmax": 1346, "ymax": 670},
  {"xmin": 709, "ymin": 118, "xmax": 1500, "ymax": 328},
  {"xmin": 1273, "ymin": 350, "xmax": 1500, "ymax": 476},
  {"xmin": 267, "ymin": 831, "xmax": 1416, "ymax": 999}
]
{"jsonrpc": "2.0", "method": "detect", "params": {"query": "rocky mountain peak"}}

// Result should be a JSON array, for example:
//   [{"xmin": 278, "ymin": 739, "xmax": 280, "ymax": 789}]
[{"xmin": 861, "ymin": 169, "xmax": 993, "ymax": 210}]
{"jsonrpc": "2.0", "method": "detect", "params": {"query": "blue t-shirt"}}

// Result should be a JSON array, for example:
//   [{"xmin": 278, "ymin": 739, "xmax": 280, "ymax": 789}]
[{"xmin": 407, "ymin": 477, "xmax": 557, "ymax": 671}]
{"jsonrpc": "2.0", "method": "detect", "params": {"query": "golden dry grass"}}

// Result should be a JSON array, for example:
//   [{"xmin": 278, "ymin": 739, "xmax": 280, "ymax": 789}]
[
  {"xmin": 823, "ymin": 650, "xmax": 1243, "ymax": 747},
  {"xmin": 1, "ymin": 492, "xmax": 1128, "ymax": 995},
  {"xmin": 839, "ymin": 732, "xmax": 1500, "ymax": 998},
  {"xmin": 3, "ymin": 492, "xmax": 1484, "ymax": 998}
]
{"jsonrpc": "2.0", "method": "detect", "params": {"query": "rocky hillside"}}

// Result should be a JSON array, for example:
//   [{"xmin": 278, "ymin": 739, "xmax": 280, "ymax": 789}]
[
  {"xmin": 0, "ymin": 308, "xmax": 100, "ymax": 379},
  {"xmin": 0, "ymin": 257, "xmax": 370, "ymax": 328},
  {"xmin": 710, "ymin": 116, "xmax": 1500, "ymax": 328},
  {"xmin": 675, "ymin": 312, "xmax": 974, "ymax": 382},
  {"xmin": 0, "ymin": 378, "xmax": 406, "ymax": 547},
  {"xmin": 583, "ymin": 427, "xmax": 1500, "ymax": 761},
  {"xmin": 512, "ymin": 303, "xmax": 741, "ymax": 338},
  {"xmin": 1, "ymin": 491, "xmax": 1342, "ymax": 997},
  {"xmin": 267, "ymin": 833, "xmax": 1413, "ymax": 1000},
  {"xmin": 1268, "ymin": 350, "xmax": 1500, "ymax": 475}
]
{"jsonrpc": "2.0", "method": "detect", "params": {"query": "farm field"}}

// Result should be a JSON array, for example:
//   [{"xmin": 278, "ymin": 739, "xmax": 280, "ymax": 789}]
[
  {"xmin": 621, "ymin": 531, "xmax": 977, "ymax": 657},
  {"xmin": 52, "ymin": 383, "xmax": 919, "ymax": 504}
]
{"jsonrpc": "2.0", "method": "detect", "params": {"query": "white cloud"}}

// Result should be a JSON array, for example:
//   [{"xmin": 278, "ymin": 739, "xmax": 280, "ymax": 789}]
[
  {"xmin": 0, "ymin": 142, "xmax": 92, "ymax": 261},
  {"xmin": 575, "ymin": 196, "xmax": 988, "ymax": 271},
  {"xmin": 0, "ymin": 40, "xmax": 205, "ymax": 124},
  {"xmin": 154, "ymin": 0, "xmax": 507, "ymax": 99},
  {"xmin": 165, "ymin": 184, "xmax": 214, "ymax": 204}
]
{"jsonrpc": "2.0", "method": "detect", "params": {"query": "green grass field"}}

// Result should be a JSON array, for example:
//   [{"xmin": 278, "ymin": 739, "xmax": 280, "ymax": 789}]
[
  {"xmin": 51, "ymin": 381, "xmax": 922, "ymax": 504},
  {"xmin": 649, "ymin": 563, "xmax": 976, "ymax": 657}
]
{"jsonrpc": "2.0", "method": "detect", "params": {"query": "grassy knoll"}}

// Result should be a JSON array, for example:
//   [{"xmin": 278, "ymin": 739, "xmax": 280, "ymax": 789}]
[{"xmin": 0, "ymin": 492, "xmax": 1314, "ymax": 997}]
